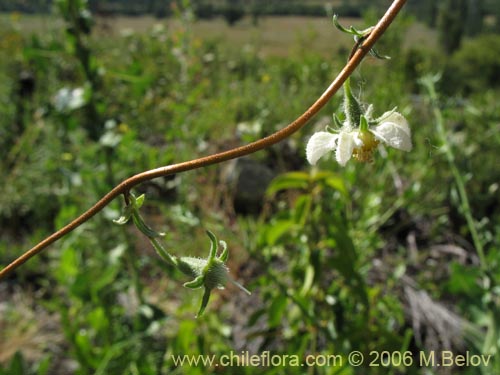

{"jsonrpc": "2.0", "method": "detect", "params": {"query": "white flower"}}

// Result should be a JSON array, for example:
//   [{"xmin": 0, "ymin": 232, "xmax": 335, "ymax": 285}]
[
  {"xmin": 306, "ymin": 111, "xmax": 412, "ymax": 166},
  {"xmin": 53, "ymin": 87, "xmax": 86, "ymax": 113},
  {"xmin": 370, "ymin": 111, "xmax": 412, "ymax": 152}
]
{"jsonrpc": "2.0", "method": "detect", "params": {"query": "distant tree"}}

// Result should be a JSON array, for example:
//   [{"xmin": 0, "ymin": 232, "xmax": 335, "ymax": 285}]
[
  {"xmin": 406, "ymin": 0, "xmax": 438, "ymax": 26},
  {"xmin": 152, "ymin": 0, "xmax": 171, "ymax": 18},
  {"xmin": 250, "ymin": 0, "xmax": 262, "ymax": 26},
  {"xmin": 438, "ymin": 0, "xmax": 468, "ymax": 54},
  {"xmin": 464, "ymin": 0, "xmax": 484, "ymax": 36},
  {"xmin": 491, "ymin": 0, "xmax": 500, "ymax": 32},
  {"xmin": 222, "ymin": 0, "xmax": 244, "ymax": 26}
]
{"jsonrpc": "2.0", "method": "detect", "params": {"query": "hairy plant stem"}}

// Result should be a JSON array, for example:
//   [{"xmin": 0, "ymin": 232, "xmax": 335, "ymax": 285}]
[{"xmin": 0, "ymin": 0, "xmax": 407, "ymax": 281}]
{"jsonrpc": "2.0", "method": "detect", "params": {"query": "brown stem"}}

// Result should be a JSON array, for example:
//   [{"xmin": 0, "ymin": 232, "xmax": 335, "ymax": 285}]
[{"xmin": 0, "ymin": 0, "xmax": 407, "ymax": 281}]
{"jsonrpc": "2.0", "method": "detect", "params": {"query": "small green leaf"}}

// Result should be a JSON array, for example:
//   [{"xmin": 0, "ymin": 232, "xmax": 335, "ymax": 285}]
[
  {"xmin": 34, "ymin": 355, "xmax": 52, "ymax": 375},
  {"xmin": 133, "ymin": 193, "xmax": 145, "ymax": 208},
  {"xmin": 446, "ymin": 262, "xmax": 482, "ymax": 296},
  {"xmin": 332, "ymin": 114, "xmax": 343, "ymax": 128},
  {"xmin": 312, "ymin": 171, "xmax": 347, "ymax": 196},
  {"xmin": 293, "ymin": 195, "xmax": 312, "ymax": 226},
  {"xmin": 300, "ymin": 265, "xmax": 315, "ymax": 296},
  {"xmin": 113, "ymin": 204, "xmax": 133, "ymax": 225},
  {"xmin": 93, "ymin": 265, "xmax": 121, "ymax": 293},
  {"xmin": 268, "ymin": 294, "xmax": 288, "ymax": 327},
  {"xmin": 265, "ymin": 220, "xmax": 295, "ymax": 245},
  {"xmin": 266, "ymin": 172, "xmax": 310, "ymax": 196},
  {"xmin": 333, "ymin": 14, "xmax": 362, "ymax": 36},
  {"xmin": 360, "ymin": 114, "xmax": 369, "ymax": 132},
  {"xmin": 87, "ymin": 307, "xmax": 108, "ymax": 333},
  {"xmin": 8, "ymin": 352, "xmax": 25, "ymax": 375},
  {"xmin": 333, "ymin": 14, "xmax": 373, "ymax": 37}
]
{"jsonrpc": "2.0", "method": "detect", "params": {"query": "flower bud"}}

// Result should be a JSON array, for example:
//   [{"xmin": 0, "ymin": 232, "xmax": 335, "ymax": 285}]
[{"xmin": 178, "ymin": 256, "xmax": 229, "ymax": 290}]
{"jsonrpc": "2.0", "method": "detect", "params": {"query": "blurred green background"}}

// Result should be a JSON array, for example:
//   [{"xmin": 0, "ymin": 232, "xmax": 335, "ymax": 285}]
[{"xmin": 0, "ymin": 0, "xmax": 499, "ymax": 374}]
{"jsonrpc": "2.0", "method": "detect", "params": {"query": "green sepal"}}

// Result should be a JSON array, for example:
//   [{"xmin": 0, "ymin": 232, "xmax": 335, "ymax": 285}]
[
  {"xmin": 332, "ymin": 114, "xmax": 344, "ymax": 129},
  {"xmin": 206, "ymin": 230, "xmax": 218, "ymax": 261},
  {"xmin": 219, "ymin": 240, "xmax": 228, "ymax": 262},
  {"xmin": 368, "ymin": 47, "xmax": 391, "ymax": 60},
  {"xmin": 343, "ymin": 77, "xmax": 363, "ymax": 128},
  {"xmin": 134, "ymin": 194, "xmax": 145, "ymax": 209},
  {"xmin": 333, "ymin": 14, "xmax": 373, "ymax": 37},
  {"xmin": 184, "ymin": 275, "xmax": 204, "ymax": 289},
  {"xmin": 180, "ymin": 230, "xmax": 250, "ymax": 316},
  {"xmin": 333, "ymin": 15, "xmax": 390, "ymax": 60},
  {"xmin": 196, "ymin": 288, "xmax": 212, "ymax": 318},
  {"xmin": 359, "ymin": 114, "xmax": 369, "ymax": 132},
  {"xmin": 113, "ymin": 204, "xmax": 133, "ymax": 225},
  {"xmin": 113, "ymin": 193, "xmax": 145, "ymax": 225}
]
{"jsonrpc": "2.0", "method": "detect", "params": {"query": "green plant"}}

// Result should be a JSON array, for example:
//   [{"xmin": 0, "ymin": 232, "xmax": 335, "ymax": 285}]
[
  {"xmin": 0, "ymin": 2, "xmax": 459, "ymax": 372},
  {"xmin": 0, "ymin": 352, "xmax": 50, "ymax": 375},
  {"xmin": 419, "ymin": 74, "xmax": 499, "ymax": 373},
  {"xmin": 0, "ymin": 0, "xmax": 409, "ymax": 289}
]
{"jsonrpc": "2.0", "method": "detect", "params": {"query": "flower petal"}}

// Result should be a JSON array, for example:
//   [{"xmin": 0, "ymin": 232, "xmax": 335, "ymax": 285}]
[
  {"xmin": 372, "ymin": 112, "xmax": 412, "ymax": 151},
  {"xmin": 336, "ymin": 131, "xmax": 355, "ymax": 166},
  {"xmin": 306, "ymin": 132, "xmax": 338, "ymax": 165}
]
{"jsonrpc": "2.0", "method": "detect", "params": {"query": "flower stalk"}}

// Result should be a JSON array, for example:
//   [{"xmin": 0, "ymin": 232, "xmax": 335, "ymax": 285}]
[{"xmin": 114, "ymin": 193, "xmax": 249, "ymax": 316}]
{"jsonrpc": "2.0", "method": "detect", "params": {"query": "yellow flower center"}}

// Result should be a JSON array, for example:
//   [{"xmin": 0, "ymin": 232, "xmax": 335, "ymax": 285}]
[{"xmin": 353, "ymin": 131, "xmax": 379, "ymax": 163}]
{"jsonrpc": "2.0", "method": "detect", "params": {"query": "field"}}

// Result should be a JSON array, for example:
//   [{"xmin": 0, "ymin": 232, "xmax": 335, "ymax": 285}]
[
  {"xmin": 2, "ymin": 12, "xmax": 437, "ymax": 56},
  {"xmin": 1, "ymin": 3, "xmax": 499, "ymax": 375}
]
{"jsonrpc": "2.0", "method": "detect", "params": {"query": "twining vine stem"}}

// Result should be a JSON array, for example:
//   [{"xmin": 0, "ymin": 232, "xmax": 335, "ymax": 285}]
[{"xmin": 0, "ymin": 0, "xmax": 407, "ymax": 281}]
